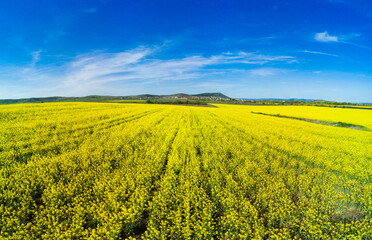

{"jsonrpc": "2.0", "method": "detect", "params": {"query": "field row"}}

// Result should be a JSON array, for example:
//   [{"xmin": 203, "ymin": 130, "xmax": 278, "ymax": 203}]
[{"xmin": 0, "ymin": 102, "xmax": 371, "ymax": 239}]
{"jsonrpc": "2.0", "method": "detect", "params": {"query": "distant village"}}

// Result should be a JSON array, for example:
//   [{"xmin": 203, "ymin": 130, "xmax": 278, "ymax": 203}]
[
  {"xmin": 161, "ymin": 96, "xmax": 231, "ymax": 101},
  {"xmin": 133, "ymin": 94, "xmax": 232, "ymax": 101}
]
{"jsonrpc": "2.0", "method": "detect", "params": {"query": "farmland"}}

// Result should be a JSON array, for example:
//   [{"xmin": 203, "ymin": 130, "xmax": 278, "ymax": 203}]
[{"xmin": 0, "ymin": 102, "xmax": 371, "ymax": 239}]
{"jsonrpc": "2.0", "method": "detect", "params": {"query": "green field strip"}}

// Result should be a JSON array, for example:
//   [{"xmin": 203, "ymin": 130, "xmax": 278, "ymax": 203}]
[{"xmin": 251, "ymin": 111, "xmax": 371, "ymax": 131}]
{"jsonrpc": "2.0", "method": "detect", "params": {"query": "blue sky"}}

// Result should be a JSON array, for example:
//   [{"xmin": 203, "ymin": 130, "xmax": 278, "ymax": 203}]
[{"xmin": 1, "ymin": 0, "xmax": 372, "ymax": 102}]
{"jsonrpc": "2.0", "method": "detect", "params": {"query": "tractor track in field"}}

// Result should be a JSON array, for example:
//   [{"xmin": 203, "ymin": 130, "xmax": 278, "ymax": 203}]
[
  {"xmin": 6, "ymin": 109, "xmax": 164, "ymax": 164},
  {"xmin": 204, "ymin": 111, "xmax": 356, "ymax": 186},
  {"xmin": 124, "ymin": 125, "xmax": 181, "ymax": 239}
]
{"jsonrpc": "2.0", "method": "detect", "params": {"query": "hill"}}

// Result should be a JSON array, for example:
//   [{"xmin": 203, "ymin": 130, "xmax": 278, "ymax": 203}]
[
  {"xmin": 0, "ymin": 92, "xmax": 231, "ymax": 104},
  {"xmin": 194, "ymin": 92, "xmax": 230, "ymax": 98}
]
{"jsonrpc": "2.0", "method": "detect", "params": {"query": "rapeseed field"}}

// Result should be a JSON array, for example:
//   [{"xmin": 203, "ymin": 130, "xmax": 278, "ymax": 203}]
[{"xmin": 0, "ymin": 102, "xmax": 371, "ymax": 239}]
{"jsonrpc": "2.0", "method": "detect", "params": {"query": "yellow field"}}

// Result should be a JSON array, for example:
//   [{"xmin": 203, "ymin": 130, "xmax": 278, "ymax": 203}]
[
  {"xmin": 226, "ymin": 105, "xmax": 372, "ymax": 129},
  {"xmin": 0, "ymin": 102, "xmax": 371, "ymax": 239}
]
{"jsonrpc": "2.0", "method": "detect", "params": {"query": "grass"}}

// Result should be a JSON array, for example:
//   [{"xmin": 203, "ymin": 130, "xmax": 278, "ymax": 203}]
[{"xmin": 251, "ymin": 111, "xmax": 370, "ymax": 131}]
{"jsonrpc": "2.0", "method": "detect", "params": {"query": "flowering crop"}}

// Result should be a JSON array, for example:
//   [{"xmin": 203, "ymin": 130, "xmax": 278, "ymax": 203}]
[{"xmin": 0, "ymin": 102, "xmax": 371, "ymax": 239}]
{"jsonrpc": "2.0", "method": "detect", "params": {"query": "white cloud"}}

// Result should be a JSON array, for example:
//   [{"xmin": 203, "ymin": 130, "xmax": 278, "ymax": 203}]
[
  {"xmin": 31, "ymin": 50, "xmax": 42, "ymax": 66},
  {"xmin": 0, "ymin": 45, "xmax": 297, "ymax": 98},
  {"xmin": 314, "ymin": 31, "xmax": 338, "ymax": 42},
  {"xmin": 312, "ymin": 32, "xmax": 370, "ymax": 50},
  {"xmin": 303, "ymin": 50, "xmax": 338, "ymax": 57},
  {"xmin": 61, "ymin": 49, "xmax": 296, "ymax": 93},
  {"xmin": 249, "ymin": 68, "xmax": 289, "ymax": 76}
]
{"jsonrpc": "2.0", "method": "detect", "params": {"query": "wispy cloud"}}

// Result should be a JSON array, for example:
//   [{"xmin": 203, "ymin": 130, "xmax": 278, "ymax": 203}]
[
  {"xmin": 0, "ymin": 45, "xmax": 297, "ymax": 98},
  {"xmin": 341, "ymin": 41, "xmax": 372, "ymax": 50},
  {"xmin": 314, "ymin": 31, "xmax": 371, "ymax": 50},
  {"xmin": 60, "ymin": 48, "xmax": 296, "ymax": 94},
  {"xmin": 249, "ymin": 67, "xmax": 290, "ymax": 76},
  {"xmin": 302, "ymin": 50, "xmax": 339, "ymax": 57},
  {"xmin": 314, "ymin": 31, "xmax": 338, "ymax": 42},
  {"xmin": 31, "ymin": 50, "xmax": 42, "ymax": 66},
  {"xmin": 231, "ymin": 35, "xmax": 279, "ymax": 43}
]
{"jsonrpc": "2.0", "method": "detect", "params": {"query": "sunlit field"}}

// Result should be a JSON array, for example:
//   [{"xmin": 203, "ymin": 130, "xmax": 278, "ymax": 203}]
[
  {"xmin": 1, "ymin": 102, "xmax": 371, "ymax": 239},
  {"xmin": 240, "ymin": 105, "xmax": 372, "ymax": 130}
]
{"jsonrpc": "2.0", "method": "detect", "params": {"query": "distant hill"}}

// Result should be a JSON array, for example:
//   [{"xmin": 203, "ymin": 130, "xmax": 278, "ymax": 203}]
[
  {"xmin": 135, "ymin": 92, "xmax": 230, "ymax": 99},
  {"xmin": 0, "ymin": 92, "xmax": 231, "ymax": 104},
  {"xmin": 2, "ymin": 94, "xmax": 369, "ymax": 106},
  {"xmin": 238, "ymin": 98, "xmax": 318, "ymax": 101}
]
